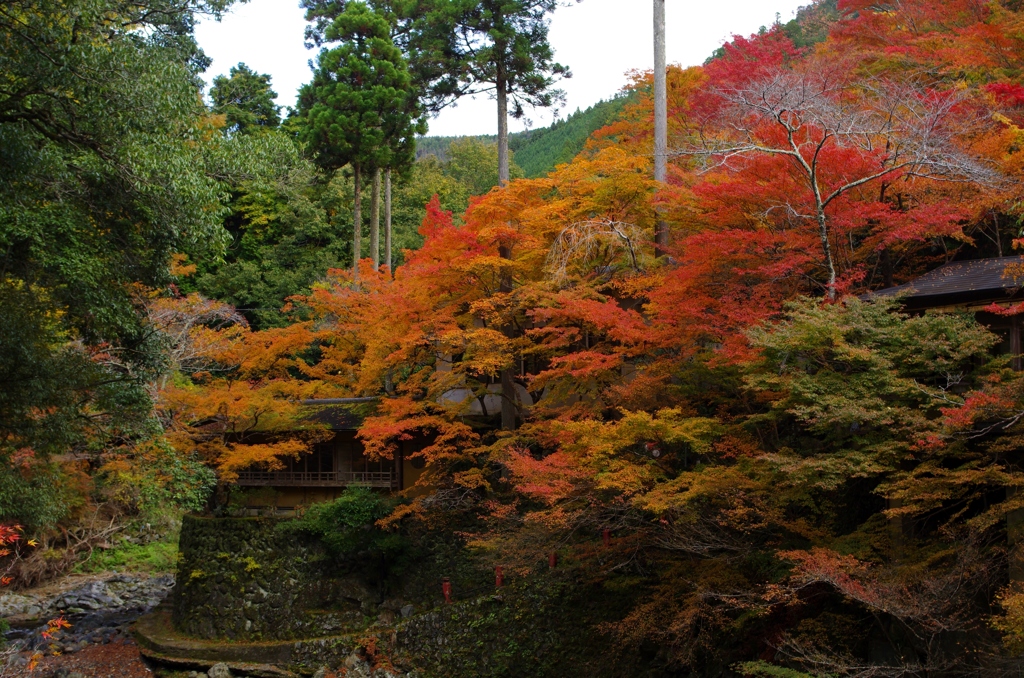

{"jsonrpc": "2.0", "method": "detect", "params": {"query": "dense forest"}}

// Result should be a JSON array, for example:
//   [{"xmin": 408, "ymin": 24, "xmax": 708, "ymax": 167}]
[{"xmin": 6, "ymin": 0, "xmax": 1024, "ymax": 676}]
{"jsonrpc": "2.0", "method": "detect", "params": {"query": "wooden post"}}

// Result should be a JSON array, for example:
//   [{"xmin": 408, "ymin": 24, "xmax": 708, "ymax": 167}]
[
  {"xmin": 442, "ymin": 577, "xmax": 452, "ymax": 604},
  {"xmin": 548, "ymin": 552, "xmax": 558, "ymax": 569},
  {"xmin": 495, "ymin": 566, "xmax": 504, "ymax": 588},
  {"xmin": 394, "ymin": 445, "xmax": 403, "ymax": 492},
  {"xmin": 602, "ymin": 529, "xmax": 611, "ymax": 548}
]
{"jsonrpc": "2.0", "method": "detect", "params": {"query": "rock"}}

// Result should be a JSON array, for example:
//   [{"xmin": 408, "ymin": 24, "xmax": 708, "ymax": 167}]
[
  {"xmin": 400, "ymin": 604, "xmax": 415, "ymax": 618},
  {"xmin": 207, "ymin": 663, "xmax": 233, "ymax": 678},
  {"xmin": 344, "ymin": 652, "xmax": 372, "ymax": 678},
  {"xmin": 312, "ymin": 667, "xmax": 329, "ymax": 678}
]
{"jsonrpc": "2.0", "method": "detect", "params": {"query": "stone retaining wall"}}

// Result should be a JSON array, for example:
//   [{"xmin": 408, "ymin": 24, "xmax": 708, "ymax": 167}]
[
  {"xmin": 171, "ymin": 516, "xmax": 656, "ymax": 676},
  {"xmin": 172, "ymin": 515, "xmax": 375, "ymax": 642},
  {"xmin": 389, "ymin": 578, "xmax": 650, "ymax": 678}
]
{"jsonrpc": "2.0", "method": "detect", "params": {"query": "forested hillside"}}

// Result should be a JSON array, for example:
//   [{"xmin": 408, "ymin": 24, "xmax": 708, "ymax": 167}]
[
  {"xmin": 7, "ymin": 0, "xmax": 1024, "ymax": 676},
  {"xmin": 416, "ymin": 97, "xmax": 629, "ymax": 178}
]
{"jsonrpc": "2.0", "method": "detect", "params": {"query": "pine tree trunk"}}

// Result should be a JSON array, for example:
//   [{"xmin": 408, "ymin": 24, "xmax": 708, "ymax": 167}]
[
  {"xmin": 653, "ymin": 0, "xmax": 669, "ymax": 258},
  {"xmin": 497, "ymin": 69, "xmax": 510, "ymax": 187},
  {"xmin": 370, "ymin": 168, "xmax": 381, "ymax": 269},
  {"xmin": 353, "ymin": 164, "xmax": 362, "ymax": 279},
  {"xmin": 384, "ymin": 168, "xmax": 393, "ymax": 273}
]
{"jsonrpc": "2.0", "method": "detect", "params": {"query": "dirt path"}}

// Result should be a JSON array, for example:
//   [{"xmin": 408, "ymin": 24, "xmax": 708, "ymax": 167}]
[{"xmin": 30, "ymin": 638, "xmax": 155, "ymax": 678}]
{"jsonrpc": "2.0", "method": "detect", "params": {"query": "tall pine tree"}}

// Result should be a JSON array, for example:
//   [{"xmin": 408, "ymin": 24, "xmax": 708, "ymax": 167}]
[
  {"xmin": 297, "ymin": 1, "xmax": 424, "ymax": 275},
  {"xmin": 425, "ymin": 0, "xmax": 574, "ymax": 185}
]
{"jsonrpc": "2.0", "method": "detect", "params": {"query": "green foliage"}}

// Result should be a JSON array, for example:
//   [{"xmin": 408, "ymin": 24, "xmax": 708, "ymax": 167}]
[
  {"xmin": 442, "ymin": 137, "xmax": 524, "ymax": 195},
  {"xmin": 414, "ymin": 96, "xmax": 628, "ymax": 183},
  {"xmin": 297, "ymin": 2, "xmax": 424, "ymax": 175},
  {"xmin": 291, "ymin": 486, "xmax": 405, "ymax": 562},
  {"xmin": 210, "ymin": 63, "xmax": 282, "ymax": 133},
  {"xmin": 0, "ymin": 282, "xmax": 156, "ymax": 462},
  {"xmin": 0, "ymin": 461, "xmax": 79, "ymax": 532},
  {"xmin": 510, "ymin": 97, "xmax": 628, "ymax": 177},
  {"xmin": 736, "ymin": 662, "xmax": 818, "ymax": 678},
  {"xmin": 0, "ymin": 0, "xmax": 259, "ymax": 475},
  {"xmin": 743, "ymin": 296, "xmax": 998, "ymax": 491},
  {"xmin": 417, "ymin": 0, "xmax": 571, "ymax": 119},
  {"xmin": 390, "ymin": 155, "xmax": 471, "ymax": 254},
  {"xmin": 75, "ymin": 535, "xmax": 180, "ymax": 574},
  {"xmin": 99, "ymin": 441, "xmax": 217, "ymax": 516},
  {"xmin": 190, "ymin": 138, "xmax": 353, "ymax": 328},
  {"xmin": 781, "ymin": 0, "xmax": 841, "ymax": 49}
]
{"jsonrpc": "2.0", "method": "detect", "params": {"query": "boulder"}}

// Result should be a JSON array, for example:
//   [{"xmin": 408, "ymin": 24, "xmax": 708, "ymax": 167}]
[
  {"xmin": 207, "ymin": 663, "xmax": 233, "ymax": 678},
  {"xmin": 344, "ymin": 652, "xmax": 372, "ymax": 678}
]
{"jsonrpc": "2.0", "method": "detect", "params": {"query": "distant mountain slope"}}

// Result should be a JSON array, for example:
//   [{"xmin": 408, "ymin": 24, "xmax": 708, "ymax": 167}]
[
  {"xmin": 416, "ymin": 96, "xmax": 629, "ymax": 179},
  {"xmin": 509, "ymin": 97, "xmax": 629, "ymax": 177}
]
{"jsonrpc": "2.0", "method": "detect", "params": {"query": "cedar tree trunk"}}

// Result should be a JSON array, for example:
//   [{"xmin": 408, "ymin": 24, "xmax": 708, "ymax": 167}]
[
  {"xmin": 653, "ymin": 0, "xmax": 669, "ymax": 258},
  {"xmin": 384, "ymin": 168, "xmax": 393, "ymax": 273},
  {"xmin": 353, "ymin": 164, "xmax": 362, "ymax": 278},
  {"xmin": 370, "ymin": 168, "xmax": 381, "ymax": 269}
]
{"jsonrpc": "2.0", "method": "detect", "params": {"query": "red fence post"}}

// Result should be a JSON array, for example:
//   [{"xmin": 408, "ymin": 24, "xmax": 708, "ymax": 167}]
[
  {"xmin": 495, "ymin": 566, "xmax": 504, "ymax": 589},
  {"xmin": 442, "ymin": 577, "xmax": 452, "ymax": 604},
  {"xmin": 549, "ymin": 552, "xmax": 558, "ymax": 569},
  {"xmin": 602, "ymin": 529, "xmax": 611, "ymax": 548}
]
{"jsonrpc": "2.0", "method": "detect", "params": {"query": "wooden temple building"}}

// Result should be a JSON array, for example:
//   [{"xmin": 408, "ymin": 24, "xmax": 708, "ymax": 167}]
[
  {"xmin": 873, "ymin": 255, "xmax": 1024, "ymax": 368},
  {"xmin": 232, "ymin": 398, "xmax": 428, "ymax": 510}
]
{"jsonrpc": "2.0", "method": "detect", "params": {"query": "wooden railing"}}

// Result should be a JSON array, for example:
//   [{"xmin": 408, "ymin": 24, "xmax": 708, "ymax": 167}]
[{"xmin": 235, "ymin": 471, "xmax": 393, "ymax": 488}]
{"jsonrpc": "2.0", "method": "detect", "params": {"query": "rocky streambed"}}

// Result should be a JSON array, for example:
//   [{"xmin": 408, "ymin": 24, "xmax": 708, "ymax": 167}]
[{"xmin": 1, "ymin": 573, "xmax": 174, "ymax": 670}]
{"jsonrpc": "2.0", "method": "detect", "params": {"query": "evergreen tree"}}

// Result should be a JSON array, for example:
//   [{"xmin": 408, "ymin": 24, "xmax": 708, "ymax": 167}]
[
  {"xmin": 210, "ymin": 63, "xmax": 281, "ymax": 133},
  {"xmin": 422, "ymin": 0, "xmax": 575, "ymax": 185},
  {"xmin": 297, "ymin": 1, "xmax": 425, "ymax": 275}
]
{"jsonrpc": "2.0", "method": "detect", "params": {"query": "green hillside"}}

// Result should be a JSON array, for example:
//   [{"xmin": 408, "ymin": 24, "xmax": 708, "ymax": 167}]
[
  {"xmin": 509, "ymin": 97, "xmax": 628, "ymax": 176},
  {"xmin": 416, "ymin": 96, "xmax": 628, "ymax": 179}
]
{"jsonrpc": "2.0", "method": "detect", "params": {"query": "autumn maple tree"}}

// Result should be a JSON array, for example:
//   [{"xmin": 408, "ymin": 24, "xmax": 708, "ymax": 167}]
[{"xmin": 141, "ymin": 1, "xmax": 1024, "ymax": 675}]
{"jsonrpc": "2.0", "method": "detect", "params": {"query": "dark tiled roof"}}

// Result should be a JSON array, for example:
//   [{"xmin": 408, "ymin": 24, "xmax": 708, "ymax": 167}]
[
  {"xmin": 875, "ymin": 256, "xmax": 1024, "ymax": 300},
  {"xmin": 304, "ymin": 403, "xmax": 368, "ymax": 431}
]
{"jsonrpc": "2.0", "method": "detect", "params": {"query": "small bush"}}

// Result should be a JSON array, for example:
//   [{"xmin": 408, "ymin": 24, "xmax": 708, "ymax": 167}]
[{"xmin": 287, "ymin": 487, "xmax": 408, "ymax": 584}]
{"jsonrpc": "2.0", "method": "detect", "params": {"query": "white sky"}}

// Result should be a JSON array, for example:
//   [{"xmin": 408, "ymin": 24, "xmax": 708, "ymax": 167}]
[{"xmin": 195, "ymin": 0, "xmax": 810, "ymax": 137}]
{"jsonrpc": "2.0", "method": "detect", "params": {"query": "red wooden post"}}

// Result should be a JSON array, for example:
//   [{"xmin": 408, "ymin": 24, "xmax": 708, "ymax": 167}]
[
  {"xmin": 549, "ymin": 552, "xmax": 558, "ymax": 569},
  {"xmin": 602, "ymin": 528, "xmax": 611, "ymax": 548},
  {"xmin": 495, "ymin": 565, "xmax": 504, "ymax": 588},
  {"xmin": 442, "ymin": 577, "xmax": 452, "ymax": 604}
]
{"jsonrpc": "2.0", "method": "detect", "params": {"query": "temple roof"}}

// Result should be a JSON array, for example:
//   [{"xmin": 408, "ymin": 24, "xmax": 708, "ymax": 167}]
[{"xmin": 872, "ymin": 256, "xmax": 1024, "ymax": 309}]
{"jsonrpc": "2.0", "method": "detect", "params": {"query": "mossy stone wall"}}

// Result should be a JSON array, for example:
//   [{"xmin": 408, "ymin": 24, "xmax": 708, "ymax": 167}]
[
  {"xmin": 172, "ymin": 515, "xmax": 375, "ymax": 641},
  {"xmin": 390, "ymin": 577, "xmax": 657, "ymax": 678}
]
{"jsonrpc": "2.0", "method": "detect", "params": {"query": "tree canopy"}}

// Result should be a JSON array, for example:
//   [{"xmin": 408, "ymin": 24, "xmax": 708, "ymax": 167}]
[
  {"xmin": 210, "ymin": 63, "xmax": 282, "ymax": 133},
  {"xmin": 298, "ymin": 2, "xmax": 424, "ymax": 175}
]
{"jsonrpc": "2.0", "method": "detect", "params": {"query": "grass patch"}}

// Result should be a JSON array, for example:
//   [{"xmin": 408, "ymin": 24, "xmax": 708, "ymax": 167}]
[{"xmin": 74, "ymin": 537, "xmax": 179, "ymax": 574}]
